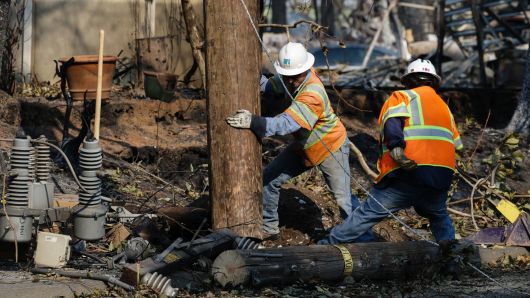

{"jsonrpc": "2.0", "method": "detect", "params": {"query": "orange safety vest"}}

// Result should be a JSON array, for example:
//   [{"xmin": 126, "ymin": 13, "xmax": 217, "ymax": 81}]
[
  {"xmin": 376, "ymin": 86, "xmax": 463, "ymax": 183},
  {"xmin": 270, "ymin": 69, "xmax": 346, "ymax": 166}
]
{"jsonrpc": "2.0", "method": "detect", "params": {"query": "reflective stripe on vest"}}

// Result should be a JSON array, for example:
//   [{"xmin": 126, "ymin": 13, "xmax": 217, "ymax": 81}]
[
  {"xmin": 404, "ymin": 126, "xmax": 453, "ymax": 143},
  {"xmin": 454, "ymin": 136, "xmax": 463, "ymax": 150},
  {"xmin": 399, "ymin": 89, "xmax": 424, "ymax": 125},
  {"xmin": 287, "ymin": 78, "xmax": 321, "ymax": 128},
  {"xmin": 305, "ymin": 115, "xmax": 339, "ymax": 148},
  {"xmin": 294, "ymin": 83, "xmax": 339, "ymax": 149},
  {"xmin": 288, "ymin": 101, "xmax": 319, "ymax": 127},
  {"xmin": 380, "ymin": 102, "xmax": 409, "ymax": 131}
]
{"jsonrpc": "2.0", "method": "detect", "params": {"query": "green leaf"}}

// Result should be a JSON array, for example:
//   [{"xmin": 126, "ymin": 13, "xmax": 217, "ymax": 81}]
[{"xmin": 505, "ymin": 136, "xmax": 519, "ymax": 146}]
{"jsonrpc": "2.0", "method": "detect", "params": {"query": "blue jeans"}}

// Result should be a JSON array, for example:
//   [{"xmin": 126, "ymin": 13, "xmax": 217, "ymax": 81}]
[
  {"xmin": 318, "ymin": 178, "xmax": 455, "ymax": 244},
  {"xmin": 262, "ymin": 139, "xmax": 374, "ymax": 243}
]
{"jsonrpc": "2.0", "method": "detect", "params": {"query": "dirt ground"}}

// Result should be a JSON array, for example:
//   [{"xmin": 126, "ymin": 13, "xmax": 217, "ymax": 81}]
[{"xmin": 0, "ymin": 86, "xmax": 529, "ymax": 296}]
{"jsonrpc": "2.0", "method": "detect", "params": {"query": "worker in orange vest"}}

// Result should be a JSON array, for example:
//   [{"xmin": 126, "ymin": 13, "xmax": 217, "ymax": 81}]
[
  {"xmin": 318, "ymin": 59, "xmax": 463, "ymax": 244},
  {"xmin": 226, "ymin": 42, "xmax": 373, "ymax": 241}
]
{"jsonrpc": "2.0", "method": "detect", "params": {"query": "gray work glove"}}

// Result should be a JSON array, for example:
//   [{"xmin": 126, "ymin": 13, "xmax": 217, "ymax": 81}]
[
  {"xmin": 226, "ymin": 109, "xmax": 252, "ymax": 129},
  {"xmin": 390, "ymin": 147, "xmax": 417, "ymax": 170}
]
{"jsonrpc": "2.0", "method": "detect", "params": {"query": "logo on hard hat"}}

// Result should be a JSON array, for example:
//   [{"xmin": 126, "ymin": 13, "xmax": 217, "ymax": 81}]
[{"xmin": 283, "ymin": 58, "xmax": 290, "ymax": 66}]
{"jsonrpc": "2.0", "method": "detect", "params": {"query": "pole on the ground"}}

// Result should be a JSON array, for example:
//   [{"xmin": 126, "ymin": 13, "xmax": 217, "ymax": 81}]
[
  {"xmin": 205, "ymin": 0, "xmax": 263, "ymax": 239},
  {"xmin": 212, "ymin": 241, "xmax": 481, "ymax": 287}
]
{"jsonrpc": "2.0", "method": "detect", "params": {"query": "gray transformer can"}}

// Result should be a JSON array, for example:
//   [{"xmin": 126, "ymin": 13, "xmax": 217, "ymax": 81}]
[
  {"xmin": 1, "ymin": 137, "xmax": 34, "ymax": 243},
  {"xmin": 73, "ymin": 139, "xmax": 106, "ymax": 240}
]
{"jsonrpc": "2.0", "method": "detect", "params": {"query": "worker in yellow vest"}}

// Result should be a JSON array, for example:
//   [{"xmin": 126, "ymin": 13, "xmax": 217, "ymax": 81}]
[
  {"xmin": 318, "ymin": 59, "xmax": 463, "ymax": 244},
  {"xmin": 226, "ymin": 42, "xmax": 373, "ymax": 241}
]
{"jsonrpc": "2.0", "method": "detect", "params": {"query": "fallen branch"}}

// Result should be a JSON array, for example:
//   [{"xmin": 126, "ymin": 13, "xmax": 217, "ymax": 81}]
[
  {"xmin": 447, "ymin": 207, "xmax": 490, "ymax": 222},
  {"xmin": 32, "ymin": 268, "xmax": 134, "ymax": 291},
  {"xmin": 349, "ymin": 141, "xmax": 378, "ymax": 179},
  {"xmin": 470, "ymin": 178, "xmax": 487, "ymax": 231}
]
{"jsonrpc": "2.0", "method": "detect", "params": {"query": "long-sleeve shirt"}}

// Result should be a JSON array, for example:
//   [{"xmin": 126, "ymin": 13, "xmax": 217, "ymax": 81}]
[{"xmin": 263, "ymin": 112, "xmax": 301, "ymax": 137}]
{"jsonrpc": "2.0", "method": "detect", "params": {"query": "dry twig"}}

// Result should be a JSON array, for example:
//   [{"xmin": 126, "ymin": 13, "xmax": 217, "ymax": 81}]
[
  {"xmin": 466, "ymin": 109, "xmax": 491, "ymax": 165},
  {"xmin": 349, "ymin": 141, "xmax": 378, "ymax": 179}
]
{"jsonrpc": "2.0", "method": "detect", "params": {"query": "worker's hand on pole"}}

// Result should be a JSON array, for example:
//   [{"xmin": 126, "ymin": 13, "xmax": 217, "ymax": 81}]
[
  {"xmin": 390, "ymin": 147, "xmax": 417, "ymax": 170},
  {"xmin": 226, "ymin": 109, "xmax": 252, "ymax": 129}
]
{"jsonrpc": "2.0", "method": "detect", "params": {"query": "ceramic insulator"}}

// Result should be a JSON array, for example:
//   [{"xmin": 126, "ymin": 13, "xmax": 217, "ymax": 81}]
[
  {"xmin": 7, "ymin": 137, "xmax": 32, "ymax": 207},
  {"xmin": 141, "ymin": 272, "xmax": 177, "ymax": 297},
  {"xmin": 35, "ymin": 135, "xmax": 51, "ymax": 182},
  {"xmin": 28, "ymin": 146, "xmax": 36, "ymax": 181},
  {"xmin": 78, "ymin": 139, "xmax": 102, "ymax": 206},
  {"xmin": 234, "ymin": 237, "xmax": 261, "ymax": 250}
]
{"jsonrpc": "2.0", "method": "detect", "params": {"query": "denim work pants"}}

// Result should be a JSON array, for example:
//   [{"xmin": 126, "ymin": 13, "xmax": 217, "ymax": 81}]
[
  {"xmin": 318, "ymin": 178, "xmax": 455, "ymax": 244},
  {"xmin": 262, "ymin": 139, "xmax": 373, "ymax": 242}
]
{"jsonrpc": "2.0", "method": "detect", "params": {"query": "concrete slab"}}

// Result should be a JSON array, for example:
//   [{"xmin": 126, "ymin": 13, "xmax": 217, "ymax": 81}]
[
  {"xmin": 479, "ymin": 246, "xmax": 530, "ymax": 265},
  {"xmin": 0, "ymin": 270, "xmax": 108, "ymax": 298}
]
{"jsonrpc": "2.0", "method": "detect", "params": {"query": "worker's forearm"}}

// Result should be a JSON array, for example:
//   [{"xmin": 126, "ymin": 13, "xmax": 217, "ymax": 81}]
[{"xmin": 250, "ymin": 112, "xmax": 301, "ymax": 139}]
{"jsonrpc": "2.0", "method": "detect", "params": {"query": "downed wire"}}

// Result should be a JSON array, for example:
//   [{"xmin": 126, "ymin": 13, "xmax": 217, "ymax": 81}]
[{"xmin": 31, "ymin": 268, "xmax": 135, "ymax": 291}]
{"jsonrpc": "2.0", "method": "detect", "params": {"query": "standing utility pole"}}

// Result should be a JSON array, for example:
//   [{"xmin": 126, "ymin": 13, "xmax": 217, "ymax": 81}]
[
  {"xmin": 205, "ymin": 0, "xmax": 263, "ymax": 238},
  {"xmin": 470, "ymin": 0, "xmax": 487, "ymax": 87},
  {"xmin": 435, "ymin": 0, "xmax": 446, "ymax": 76}
]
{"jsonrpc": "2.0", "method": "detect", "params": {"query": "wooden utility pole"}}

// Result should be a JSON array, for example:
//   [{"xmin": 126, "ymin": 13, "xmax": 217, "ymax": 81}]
[
  {"xmin": 212, "ymin": 241, "xmax": 480, "ymax": 287},
  {"xmin": 205, "ymin": 0, "xmax": 263, "ymax": 239},
  {"xmin": 470, "ymin": 0, "xmax": 487, "ymax": 87},
  {"xmin": 435, "ymin": 0, "xmax": 446, "ymax": 76}
]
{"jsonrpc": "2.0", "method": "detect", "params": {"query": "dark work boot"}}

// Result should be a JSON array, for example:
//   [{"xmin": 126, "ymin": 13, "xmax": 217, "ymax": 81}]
[{"xmin": 439, "ymin": 239, "xmax": 462, "ymax": 280}]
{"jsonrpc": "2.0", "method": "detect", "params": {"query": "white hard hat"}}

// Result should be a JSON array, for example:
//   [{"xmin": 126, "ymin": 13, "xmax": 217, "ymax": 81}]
[
  {"xmin": 274, "ymin": 42, "xmax": 315, "ymax": 76},
  {"xmin": 401, "ymin": 59, "xmax": 441, "ymax": 83}
]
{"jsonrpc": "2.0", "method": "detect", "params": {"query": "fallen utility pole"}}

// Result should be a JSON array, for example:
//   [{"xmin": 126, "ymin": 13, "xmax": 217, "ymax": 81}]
[
  {"xmin": 212, "ymin": 241, "xmax": 480, "ymax": 287},
  {"xmin": 205, "ymin": 0, "xmax": 263, "ymax": 239}
]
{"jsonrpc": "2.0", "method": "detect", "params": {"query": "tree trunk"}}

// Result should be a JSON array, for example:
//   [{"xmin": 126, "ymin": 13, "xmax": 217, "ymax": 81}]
[
  {"xmin": 271, "ymin": 0, "xmax": 286, "ymax": 33},
  {"xmin": 182, "ymin": 0, "xmax": 206, "ymax": 88},
  {"xmin": 320, "ymin": 0, "xmax": 335, "ymax": 36},
  {"xmin": 507, "ymin": 43, "xmax": 530, "ymax": 134},
  {"xmin": 205, "ymin": 0, "xmax": 263, "ymax": 239},
  {"xmin": 212, "ymin": 241, "xmax": 480, "ymax": 287}
]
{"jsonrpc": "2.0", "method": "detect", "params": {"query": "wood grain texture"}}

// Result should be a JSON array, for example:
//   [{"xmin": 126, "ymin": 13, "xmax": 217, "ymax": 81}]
[{"xmin": 205, "ymin": 0, "xmax": 263, "ymax": 238}]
